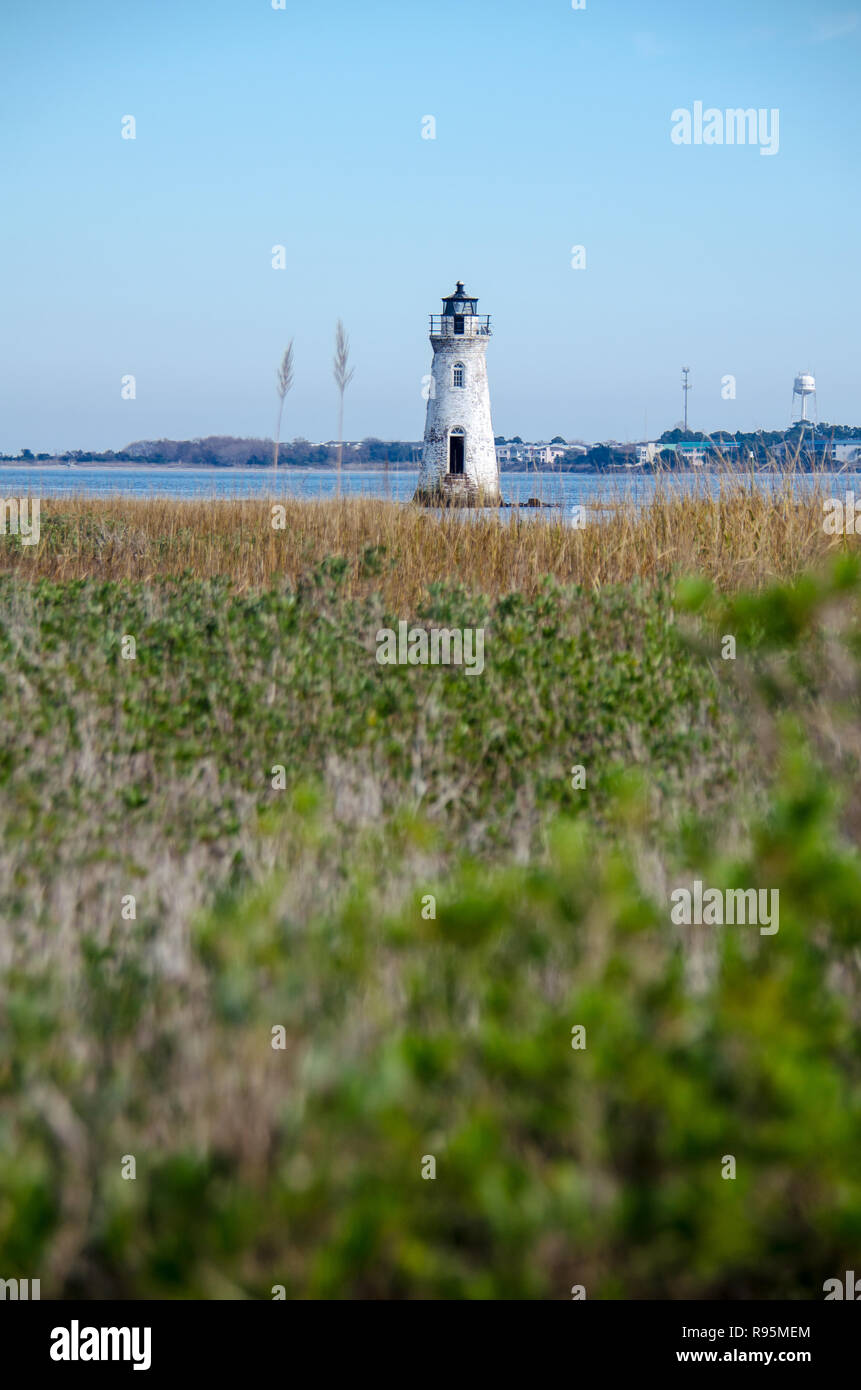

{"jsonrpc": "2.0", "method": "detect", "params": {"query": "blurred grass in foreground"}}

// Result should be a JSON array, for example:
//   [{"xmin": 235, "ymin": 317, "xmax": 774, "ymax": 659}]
[{"xmin": 0, "ymin": 533, "xmax": 859, "ymax": 1297}]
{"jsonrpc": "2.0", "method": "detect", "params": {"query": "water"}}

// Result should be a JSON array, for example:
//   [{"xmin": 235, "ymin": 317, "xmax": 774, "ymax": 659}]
[
  {"xmin": 0, "ymin": 464, "xmax": 584, "ymax": 503},
  {"xmin": 0, "ymin": 464, "xmax": 857, "ymax": 512}
]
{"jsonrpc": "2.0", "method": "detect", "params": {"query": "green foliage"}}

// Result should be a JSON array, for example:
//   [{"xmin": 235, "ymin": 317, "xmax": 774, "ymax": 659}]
[
  {"xmin": 0, "ymin": 572, "xmax": 737, "ymax": 862},
  {"xmin": 1, "ymin": 561, "xmax": 860, "ymax": 1297}
]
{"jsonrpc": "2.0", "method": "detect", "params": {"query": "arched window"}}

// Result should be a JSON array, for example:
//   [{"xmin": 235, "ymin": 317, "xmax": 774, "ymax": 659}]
[{"xmin": 453, "ymin": 362, "xmax": 465, "ymax": 388}]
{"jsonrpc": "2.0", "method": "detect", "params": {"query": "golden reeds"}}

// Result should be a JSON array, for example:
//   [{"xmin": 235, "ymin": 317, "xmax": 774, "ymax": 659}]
[{"xmin": 0, "ymin": 470, "xmax": 849, "ymax": 605}]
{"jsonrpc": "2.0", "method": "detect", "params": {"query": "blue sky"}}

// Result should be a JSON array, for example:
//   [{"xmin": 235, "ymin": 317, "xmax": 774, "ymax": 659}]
[{"xmin": 2, "ymin": 0, "xmax": 859, "ymax": 451}]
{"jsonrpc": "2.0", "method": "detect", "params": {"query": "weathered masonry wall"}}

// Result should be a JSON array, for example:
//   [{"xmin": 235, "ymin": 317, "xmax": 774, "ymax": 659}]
[{"xmin": 418, "ymin": 331, "xmax": 500, "ymax": 500}]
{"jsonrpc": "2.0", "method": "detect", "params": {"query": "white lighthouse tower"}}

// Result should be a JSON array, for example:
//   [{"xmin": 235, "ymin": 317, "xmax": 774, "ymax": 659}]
[{"xmin": 415, "ymin": 281, "xmax": 501, "ymax": 505}]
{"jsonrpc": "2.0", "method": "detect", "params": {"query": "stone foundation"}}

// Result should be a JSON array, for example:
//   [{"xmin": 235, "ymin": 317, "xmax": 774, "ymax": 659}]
[{"xmin": 413, "ymin": 474, "xmax": 502, "ymax": 508}]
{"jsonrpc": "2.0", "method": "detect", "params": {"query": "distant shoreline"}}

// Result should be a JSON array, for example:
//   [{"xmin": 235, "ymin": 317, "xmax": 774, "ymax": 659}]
[
  {"xmin": 0, "ymin": 460, "xmax": 838, "ymax": 476},
  {"xmin": 4, "ymin": 464, "xmax": 543, "ymax": 473},
  {"xmin": 0, "ymin": 461, "xmax": 424, "ymax": 473}
]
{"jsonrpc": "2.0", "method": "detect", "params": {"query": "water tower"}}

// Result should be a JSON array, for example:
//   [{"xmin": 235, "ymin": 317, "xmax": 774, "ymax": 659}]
[
  {"xmin": 791, "ymin": 371, "xmax": 817, "ymax": 425},
  {"xmin": 415, "ymin": 281, "xmax": 500, "ymax": 505}
]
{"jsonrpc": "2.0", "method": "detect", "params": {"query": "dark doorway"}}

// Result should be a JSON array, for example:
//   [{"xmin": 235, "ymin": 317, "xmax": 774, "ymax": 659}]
[
  {"xmin": 453, "ymin": 315, "xmax": 465, "ymax": 335},
  {"xmin": 449, "ymin": 433, "xmax": 465, "ymax": 475}
]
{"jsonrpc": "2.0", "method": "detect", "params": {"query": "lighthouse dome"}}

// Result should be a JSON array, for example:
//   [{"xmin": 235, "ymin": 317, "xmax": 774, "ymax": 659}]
[{"xmin": 442, "ymin": 281, "xmax": 479, "ymax": 317}]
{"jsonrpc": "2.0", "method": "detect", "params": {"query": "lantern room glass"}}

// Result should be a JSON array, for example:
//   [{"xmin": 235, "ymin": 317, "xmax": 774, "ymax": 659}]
[{"xmin": 442, "ymin": 283, "xmax": 478, "ymax": 318}]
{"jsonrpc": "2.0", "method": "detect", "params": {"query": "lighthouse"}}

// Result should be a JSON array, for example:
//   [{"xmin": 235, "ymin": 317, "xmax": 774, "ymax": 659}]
[{"xmin": 415, "ymin": 281, "xmax": 501, "ymax": 505}]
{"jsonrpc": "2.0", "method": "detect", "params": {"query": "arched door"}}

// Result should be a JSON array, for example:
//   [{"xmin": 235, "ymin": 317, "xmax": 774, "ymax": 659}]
[{"xmin": 449, "ymin": 429, "xmax": 465, "ymax": 475}]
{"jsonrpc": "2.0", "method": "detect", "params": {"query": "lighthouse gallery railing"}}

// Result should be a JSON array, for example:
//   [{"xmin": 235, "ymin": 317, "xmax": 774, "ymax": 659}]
[{"xmin": 429, "ymin": 316, "xmax": 492, "ymax": 337}]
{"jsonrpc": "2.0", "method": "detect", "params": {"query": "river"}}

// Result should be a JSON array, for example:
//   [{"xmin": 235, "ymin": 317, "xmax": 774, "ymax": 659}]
[{"xmin": 0, "ymin": 465, "xmax": 856, "ymax": 512}]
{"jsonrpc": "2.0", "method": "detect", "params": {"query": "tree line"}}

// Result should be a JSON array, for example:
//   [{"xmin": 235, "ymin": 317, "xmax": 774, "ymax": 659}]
[{"xmin": 3, "ymin": 438, "xmax": 423, "ymax": 467}]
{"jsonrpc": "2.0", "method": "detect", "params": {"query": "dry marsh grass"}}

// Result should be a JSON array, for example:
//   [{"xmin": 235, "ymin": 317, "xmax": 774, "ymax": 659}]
[{"xmin": 0, "ymin": 471, "xmax": 849, "ymax": 602}]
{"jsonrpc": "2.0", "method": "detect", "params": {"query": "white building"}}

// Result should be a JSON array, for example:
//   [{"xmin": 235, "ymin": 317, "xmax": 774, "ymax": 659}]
[
  {"xmin": 539, "ymin": 444, "xmax": 571, "ymax": 464},
  {"xmin": 496, "ymin": 442, "xmax": 571, "ymax": 466},
  {"xmin": 636, "ymin": 443, "xmax": 661, "ymax": 466},
  {"xmin": 415, "ymin": 282, "xmax": 500, "ymax": 504}
]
